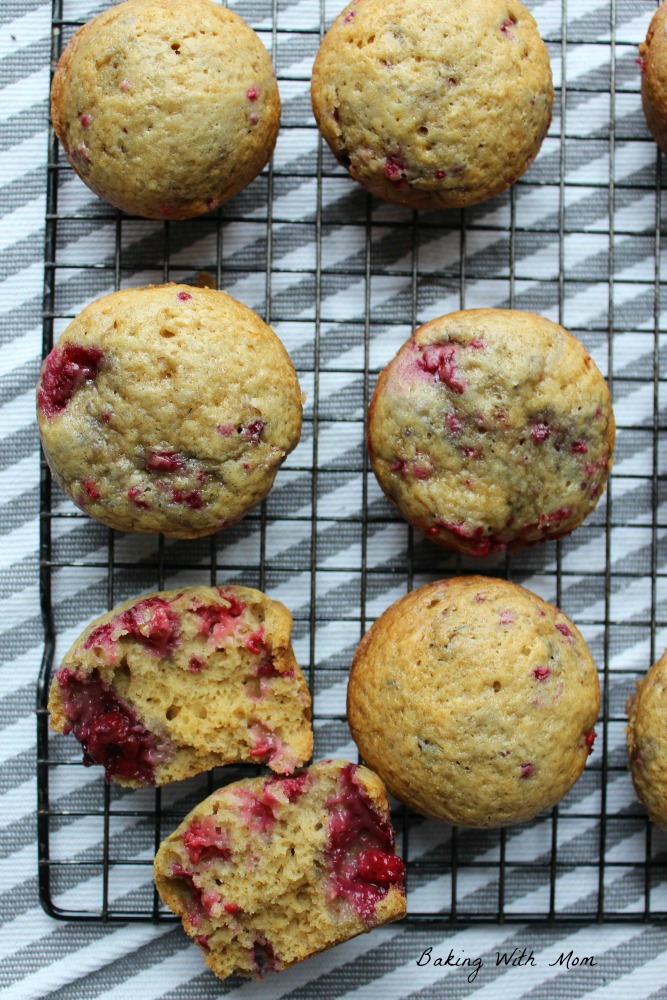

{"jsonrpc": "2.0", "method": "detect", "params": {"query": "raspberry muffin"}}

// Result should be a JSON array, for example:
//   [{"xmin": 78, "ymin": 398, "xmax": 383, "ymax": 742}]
[
  {"xmin": 311, "ymin": 0, "xmax": 553, "ymax": 210},
  {"xmin": 368, "ymin": 309, "xmax": 615, "ymax": 557},
  {"xmin": 627, "ymin": 651, "xmax": 667, "ymax": 832},
  {"xmin": 49, "ymin": 586, "xmax": 313, "ymax": 786},
  {"xmin": 347, "ymin": 577, "xmax": 600, "ymax": 828},
  {"xmin": 639, "ymin": 3, "xmax": 667, "ymax": 155},
  {"xmin": 37, "ymin": 284, "xmax": 302, "ymax": 538},
  {"xmin": 154, "ymin": 760, "xmax": 406, "ymax": 979},
  {"xmin": 51, "ymin": 0, "xmax": 280, "ymax": 219}
]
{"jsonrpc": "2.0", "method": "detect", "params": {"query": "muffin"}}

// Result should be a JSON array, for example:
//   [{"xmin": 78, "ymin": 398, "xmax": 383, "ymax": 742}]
[
  {"xmin": 37, "ymin": 284, "xmax": 302, "ymax": 538},
  {"xmin": 311, "ymin": 0, "xmax": 553, "ymax": 210},
  {"xmin": 347, "ymin": 577, "xmax": 600, "ymax": 828},
  {"xmin": 51, "ymin": 0, "xmax": 280, "ymax": 219},
  {"xmin": 368, "ymin": 309, "xmax": 615, "ymax": 556},
  {"xmin": 154, "ymin": 760, "xmax": 406, "ymax": 979},
  {"xmin": 627, "ymin": 651, "xmax": 667, "ymax": 832},
  {"xmin": 49, "ymin": 586, "xmax": 313, "ymax": 786},
  {"xmin": 639, "ymin": 3, "xmax": 667, "ymax": 155}
]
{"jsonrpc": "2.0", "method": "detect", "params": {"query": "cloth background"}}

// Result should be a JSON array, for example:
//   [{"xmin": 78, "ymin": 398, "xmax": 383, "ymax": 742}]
[{"xmin": 1, "ymin": 0, "xmax": 667, "ymax": 996}]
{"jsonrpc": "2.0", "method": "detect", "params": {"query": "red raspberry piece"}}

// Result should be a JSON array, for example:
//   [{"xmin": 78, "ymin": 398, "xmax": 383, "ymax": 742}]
[
  {"xmin": 357, "ymin": 849, "xmax": 406, "ymax": 886},
  {"xmin": 38, "ymin": 344, "xmax": 104, "ymax": 419}
]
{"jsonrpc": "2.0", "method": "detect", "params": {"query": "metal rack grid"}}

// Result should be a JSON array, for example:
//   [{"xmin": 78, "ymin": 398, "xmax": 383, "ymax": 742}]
[{"xmin": 37, "ymin": 0, "xmax": 667, "ymax": 926}]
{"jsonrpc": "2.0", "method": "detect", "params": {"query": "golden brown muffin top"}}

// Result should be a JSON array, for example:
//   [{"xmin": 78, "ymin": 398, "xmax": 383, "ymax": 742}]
[
  {"xmin": 311, "ymin": 0, "xmax": 553, "ymax": 209},
  {"xmin": 368, "ymin": 309, "xmax": 615, "ymax": 556},
  {"xmin": 348, "ymin": 576, "xmax": 600, "ymax": 828},
  {"xmin": 51, "ymin": 0, "xmax": 281, "ymax": 218},
  {"xmin": 37, "ymin": 284, "xmax": 303, "ymax": 538}
]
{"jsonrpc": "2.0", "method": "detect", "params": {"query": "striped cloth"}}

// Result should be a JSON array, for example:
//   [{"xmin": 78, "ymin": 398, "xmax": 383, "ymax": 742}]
[{"xmin": 2, "ymin": 0, "xmax": 667, "ymax": 996}]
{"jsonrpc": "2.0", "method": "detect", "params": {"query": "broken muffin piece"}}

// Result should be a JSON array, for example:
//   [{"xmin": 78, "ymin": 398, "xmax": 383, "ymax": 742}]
[
  {"xmin": 48, "ymin": 585, "xmax": 313, "ymax": 786},
  {"xmin": 154, "ymin": 760, "xmax": 406, "ymax": 979}
]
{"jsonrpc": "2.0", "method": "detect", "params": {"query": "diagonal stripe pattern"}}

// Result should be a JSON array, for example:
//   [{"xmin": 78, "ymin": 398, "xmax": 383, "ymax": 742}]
[{"xmin": 1, "ymin": 0, "xmax": 667, "ymax": 996}]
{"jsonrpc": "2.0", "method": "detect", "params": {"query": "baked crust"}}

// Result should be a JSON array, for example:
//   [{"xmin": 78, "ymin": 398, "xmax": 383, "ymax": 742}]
[{"xmin": 348, "ymin": 576, "xmax": 600, "ymax": 828}]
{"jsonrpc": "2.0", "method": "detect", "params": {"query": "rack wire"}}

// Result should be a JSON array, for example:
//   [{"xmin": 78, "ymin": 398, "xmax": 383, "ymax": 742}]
[{"xmin": 38, "ymin": 0, "xmax": 667, "ymax": 926}]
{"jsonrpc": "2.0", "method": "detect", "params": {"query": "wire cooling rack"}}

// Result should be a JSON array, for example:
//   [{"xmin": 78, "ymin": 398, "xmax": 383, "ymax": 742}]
[{"xmin": 37, "ymin": 0, "xmax": 667, "ymax": 925}]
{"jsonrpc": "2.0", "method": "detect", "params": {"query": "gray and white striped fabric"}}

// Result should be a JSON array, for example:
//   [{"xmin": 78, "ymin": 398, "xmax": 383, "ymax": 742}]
[{"xmin": 2, "ymin": 0, "xmax": 667, "ymax": 996}]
